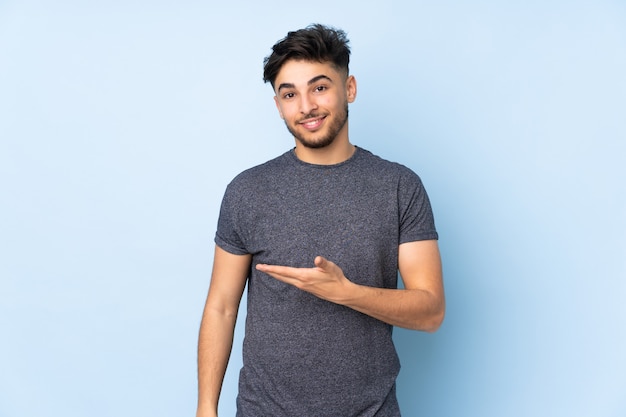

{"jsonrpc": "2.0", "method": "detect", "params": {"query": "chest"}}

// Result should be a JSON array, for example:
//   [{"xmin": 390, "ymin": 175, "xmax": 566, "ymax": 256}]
[{"xmin": 239, "ymin": 173, "xmax": 400, "ymax": 266}]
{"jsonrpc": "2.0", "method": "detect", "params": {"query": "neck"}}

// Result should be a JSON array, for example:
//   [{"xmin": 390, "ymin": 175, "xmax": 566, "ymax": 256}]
[{"xmin": 293, "ymin": 135, "xmax": 355, "ymax": 165}]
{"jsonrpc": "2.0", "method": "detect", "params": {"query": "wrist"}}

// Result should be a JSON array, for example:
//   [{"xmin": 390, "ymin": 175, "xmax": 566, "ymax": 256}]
[
  {"xmin": 196, "ymin": 402, "xmax": 218, "ymax": 417},
  {"xmin": 333, "ymin": 279, "xmax": 361, "ymax": 305},
  {"xmin": 196, "ymin": 408, "xmax": 217, "ymax": 417}
]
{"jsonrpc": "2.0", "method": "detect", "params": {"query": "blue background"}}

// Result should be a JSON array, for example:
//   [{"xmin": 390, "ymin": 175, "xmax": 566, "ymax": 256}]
[{"xmin": 1, "ymin": 1, "xmax": 625, "ymax": 416}]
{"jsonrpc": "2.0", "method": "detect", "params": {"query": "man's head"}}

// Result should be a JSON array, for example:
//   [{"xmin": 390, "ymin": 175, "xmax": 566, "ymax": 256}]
[
  {"xmin": 264, "ymin": 24, "xmax": 357, "ymax": 152},
  {"xmin": 263, "ymin": 24, "xmax": 351, "ymax": 89}
]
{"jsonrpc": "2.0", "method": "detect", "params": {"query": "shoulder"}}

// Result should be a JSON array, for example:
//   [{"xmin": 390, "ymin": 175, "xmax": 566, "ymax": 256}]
[
  {"xmin": 356, "ymin": 147, "xmax": 423, "ymax": 185},
  {"xmin": 226, "ymin": 151, "xmax": 293, "ymax": 190}
]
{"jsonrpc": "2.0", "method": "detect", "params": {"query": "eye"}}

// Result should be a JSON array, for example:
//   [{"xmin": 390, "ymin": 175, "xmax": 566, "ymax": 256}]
[
  {"xmin": 314, "ymin": 85, "xmax": 327, "ymax": 93},
  {"xmin": 283, "ymin": 92, "xmax": 295, "ymax": 99}
]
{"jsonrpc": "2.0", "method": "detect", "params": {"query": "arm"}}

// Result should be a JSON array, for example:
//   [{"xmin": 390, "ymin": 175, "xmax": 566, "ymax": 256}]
[
  {"xmin": 255, "ymin": 240, "xmax": 444, "ymax": 331},
  {"xmin": 197, "ymin": 246, "xmax": 251, "ymax": 417},
  {"xmin": 346, "ymin": 240, "xmax": 445, "ymax": 331}
]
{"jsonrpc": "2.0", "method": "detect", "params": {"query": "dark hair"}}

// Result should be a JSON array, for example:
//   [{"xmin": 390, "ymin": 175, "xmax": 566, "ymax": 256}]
[{"xmin": 263, "ymin": 24, "xmax": 351, "ymax": 88}]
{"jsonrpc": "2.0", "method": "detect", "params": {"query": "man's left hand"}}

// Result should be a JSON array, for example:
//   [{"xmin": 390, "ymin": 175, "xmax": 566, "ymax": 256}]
[{"xmin": 255, "ymin": 256, "xmax": 353, "ymax": 304}]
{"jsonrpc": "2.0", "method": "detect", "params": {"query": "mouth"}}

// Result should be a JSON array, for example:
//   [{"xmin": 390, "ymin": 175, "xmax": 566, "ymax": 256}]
[{"xmin": 298, "ymin": 115, "xmax": 326, "ymax": 131}]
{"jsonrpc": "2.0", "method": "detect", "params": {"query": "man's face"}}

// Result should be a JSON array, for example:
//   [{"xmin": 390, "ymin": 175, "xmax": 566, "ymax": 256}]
[{"xmin": 273, "ymin": 60, "xmax": 356, "ymax": 149}]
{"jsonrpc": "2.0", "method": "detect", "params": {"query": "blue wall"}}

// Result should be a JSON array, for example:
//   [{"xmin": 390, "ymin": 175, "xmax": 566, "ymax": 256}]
[{"xmin": 1, "ymin": 1, "xmax": 624, "ymax": 416}]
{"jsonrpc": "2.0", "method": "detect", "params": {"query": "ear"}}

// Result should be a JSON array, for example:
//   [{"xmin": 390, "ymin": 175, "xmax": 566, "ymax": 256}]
[
  {"xmin": 346, "ymin": 75, "xmax": 357, "ymax": 103},
  {"xmin": 274, "ymin": 95, "xmax": 284, "ymax": 119}
]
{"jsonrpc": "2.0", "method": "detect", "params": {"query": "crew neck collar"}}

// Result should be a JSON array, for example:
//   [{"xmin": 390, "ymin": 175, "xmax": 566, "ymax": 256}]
[{"xmin": 288, "ymin": 146, "xmax": 361, "ymax": 168}]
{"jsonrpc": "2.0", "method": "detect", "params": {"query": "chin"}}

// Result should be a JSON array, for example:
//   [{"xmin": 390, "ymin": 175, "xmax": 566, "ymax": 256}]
[
  {"xmin": 287, "ymin": 125, "xmax": 336, "ymax": 149},
  {"xmin": 297, "ymin": 135, "xmax": 336, "ymax": 149},
  {"xmin": 286, "ymin": 110, "xmax": 348, "ymax": 150}
]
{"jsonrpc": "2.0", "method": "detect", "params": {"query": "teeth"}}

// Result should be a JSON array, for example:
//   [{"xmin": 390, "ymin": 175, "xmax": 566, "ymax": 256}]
[{"xmin": 303, "ymin": 118, "xmax": 321, "ymax": 127}]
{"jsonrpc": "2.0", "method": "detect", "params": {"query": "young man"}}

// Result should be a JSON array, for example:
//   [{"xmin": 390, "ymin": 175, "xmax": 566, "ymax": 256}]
[{"xmin": 197, "ymin": 24, "xmax": 445, "ymax": 417}]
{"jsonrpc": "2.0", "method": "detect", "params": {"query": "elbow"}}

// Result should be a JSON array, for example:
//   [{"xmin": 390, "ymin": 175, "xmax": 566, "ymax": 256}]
[
  {"xmin": 422, "ymin": 308, "xmax": 445, "ymax": 333},
  {"xmin": 423, "ymin": 292, "xmax": 446, "ymax": 332},
  {"xmin": 411, "ymin": 302, "xmax": 445, "ymax": 333}
]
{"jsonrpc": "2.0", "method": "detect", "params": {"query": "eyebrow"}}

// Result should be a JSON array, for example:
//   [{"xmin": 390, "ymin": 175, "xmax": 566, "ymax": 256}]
[{"xmin": 277, "ymin": 74, "xmax": 334, "ymax": 92}]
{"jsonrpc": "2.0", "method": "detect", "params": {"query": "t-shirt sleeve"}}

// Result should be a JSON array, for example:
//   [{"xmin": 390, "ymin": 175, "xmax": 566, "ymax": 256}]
[
  {"xmin": 214, "ymin": 182, "xmax": 250, "ymax": 255},
  {"xmin": 397, "ymin": 168, "xmax": 439, "ymax": 244}
]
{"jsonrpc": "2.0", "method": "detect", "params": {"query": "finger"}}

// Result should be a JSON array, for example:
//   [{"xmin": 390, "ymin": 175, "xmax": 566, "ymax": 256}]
[
  {"xmin": 314, "ymin": 256, "xmax": 335, "ymax": 271},
  {"xmin": 256, "ymin": 263, "xmax": 285, "ymax": 273},
  {"xmin": 314, "ymin": 256, "xmax": 325, "ymax": 268},
  {"xmin": 256, "ymin": 264, "xmax": 301, "ymax": 278}
]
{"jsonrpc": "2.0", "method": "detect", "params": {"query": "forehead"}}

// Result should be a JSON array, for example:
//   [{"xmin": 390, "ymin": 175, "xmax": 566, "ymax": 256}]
[{"xmin": 274, "ymin": 59, "xmax": 343, "ymax": 87}]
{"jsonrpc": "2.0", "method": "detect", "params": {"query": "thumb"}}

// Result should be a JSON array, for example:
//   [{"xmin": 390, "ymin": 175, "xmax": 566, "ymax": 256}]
[{"xmin": 314, "ymin": 256, "xmax": 329, "ymax": 269}]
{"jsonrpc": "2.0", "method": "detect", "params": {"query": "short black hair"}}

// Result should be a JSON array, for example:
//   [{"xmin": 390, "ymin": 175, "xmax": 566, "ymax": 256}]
[{"xmin": 263, "ymin": 24, "xmax": 351, "ymax": 88}]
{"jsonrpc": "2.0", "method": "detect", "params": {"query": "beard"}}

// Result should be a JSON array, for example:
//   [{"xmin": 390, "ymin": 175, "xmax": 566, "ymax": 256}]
[{"xmin": 285, "ymin": 104, "xmax": 349, "ymax": 149}]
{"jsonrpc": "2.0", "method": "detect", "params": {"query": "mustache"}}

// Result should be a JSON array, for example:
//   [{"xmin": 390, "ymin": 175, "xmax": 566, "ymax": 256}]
[{"xmin": 297, "ymin": 112, "xmax": 326, "ymax": 122}]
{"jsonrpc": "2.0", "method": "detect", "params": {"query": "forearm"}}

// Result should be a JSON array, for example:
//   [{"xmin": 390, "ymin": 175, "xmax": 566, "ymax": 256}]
[
  {"xmin": 338, "ymin": 281, "xmax": 445, "ymax": 331},
  {"xmin": 255, "ymin": 242, "xmax": 444, "ymax": 331},
  {"xmin": 196, "ymin": 307, "xmax": 237, "ymax": 417}
]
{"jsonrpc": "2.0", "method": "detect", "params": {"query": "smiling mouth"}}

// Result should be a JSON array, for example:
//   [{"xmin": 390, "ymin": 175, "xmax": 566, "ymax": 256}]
[{"xmin": 299, "ymin": 116, "xmax": 326, "ymax": 130}]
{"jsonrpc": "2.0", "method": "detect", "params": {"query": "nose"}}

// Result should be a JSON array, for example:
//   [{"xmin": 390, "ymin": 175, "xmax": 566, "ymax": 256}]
[{"xmin": 299, "ymin": 93, "xmax": 318, "ymax": 115}]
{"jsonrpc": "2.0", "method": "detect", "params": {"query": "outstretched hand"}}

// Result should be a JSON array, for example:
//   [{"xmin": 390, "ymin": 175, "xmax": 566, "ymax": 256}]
[{"xmin": 255, "ymin": 256, "xmax": 353, "ymax": 304}]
